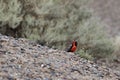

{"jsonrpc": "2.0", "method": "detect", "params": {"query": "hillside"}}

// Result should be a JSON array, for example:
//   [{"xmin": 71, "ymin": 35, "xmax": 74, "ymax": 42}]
[
  {"xmin": 0, "ymin": 34, "xmax": 120, "ymax": 80},
  {"xmin": 89, "ymin": 0, "xmax": 120, "ymax": 36}
]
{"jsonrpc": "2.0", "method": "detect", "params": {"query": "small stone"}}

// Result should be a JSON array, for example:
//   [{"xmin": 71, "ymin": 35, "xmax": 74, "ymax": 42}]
[
  {"xmin": 21, "ymin": 48, "xmax": 25, "ymax": 53},
  {"xmin": 41, "ymin": 64, "xmax": 45, "ymax": 68},
  {"xmin": 97, "ymin": 72, "xmax": 104, "ymax": 78}
]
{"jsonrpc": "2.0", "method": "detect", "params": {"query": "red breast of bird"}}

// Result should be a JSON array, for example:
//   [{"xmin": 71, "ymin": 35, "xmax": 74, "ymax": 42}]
[{"xmin": 67, "ymin": 40, "xmax": 77, "ymax": 52}]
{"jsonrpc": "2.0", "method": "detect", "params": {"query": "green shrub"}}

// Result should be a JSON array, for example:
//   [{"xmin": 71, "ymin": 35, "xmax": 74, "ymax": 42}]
[
  {"xmin": 77, "ymin": 17, "xmax": 114, "ymax": 58},
  {"xmin": 112, "ymin": 36, "xmax": 120, "ymax": 60},
  {"xmin": 78, "ymin": 49, "xmax": 93, "ymax": 60},
  {"xmin": 0, "ymin": 0, "xmax": 22, "ymax": 29},
  {"xmin": 0, "ymin": 0, "xmax": 22, "ymax": 36}
]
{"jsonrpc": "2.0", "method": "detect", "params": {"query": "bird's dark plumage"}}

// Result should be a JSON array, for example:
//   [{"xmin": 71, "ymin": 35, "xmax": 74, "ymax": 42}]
[{"xmin": 67, "ymin": 40, "xmax": 77, "ymax": 52}]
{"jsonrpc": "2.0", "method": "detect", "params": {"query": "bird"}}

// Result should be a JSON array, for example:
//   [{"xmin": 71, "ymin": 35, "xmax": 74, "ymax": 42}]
[{"xmin": 67, "ymin": 40, "xmax": 77, "ymax": 52}]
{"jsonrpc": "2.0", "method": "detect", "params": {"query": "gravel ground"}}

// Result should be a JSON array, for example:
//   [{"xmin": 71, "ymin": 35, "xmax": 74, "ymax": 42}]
[{"xmin": 0, "ymin": 34, "xmax": 120, "ymax": 80}]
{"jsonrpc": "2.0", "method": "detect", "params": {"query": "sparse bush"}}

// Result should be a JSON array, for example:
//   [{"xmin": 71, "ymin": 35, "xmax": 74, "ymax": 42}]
[
  {"xmin": 112, "ymin": 36, "xmax": 120, "ymax": 59},
  {"xmin": 0, "ymin": 0, "xmax": 114, "ymax": 59},
  {"xmin": 77, "ymin": 17, "xmax": 113, "ymax": 58},
  {"xmin": 0, "ymin": 0, "xmax": 22, "ymax": 28},
  {"xmin": 78, "ymin": 49, "xmax": 93, "ymax": 60},
  {"xmin": 0, "ymin": 0, "xmax": 23, "ymax": 36}
]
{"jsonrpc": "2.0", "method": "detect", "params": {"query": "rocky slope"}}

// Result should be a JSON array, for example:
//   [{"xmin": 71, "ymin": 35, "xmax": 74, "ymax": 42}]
[{"xmin": 0, "ymin": 34, "xmax": 120, "ymax": 80}]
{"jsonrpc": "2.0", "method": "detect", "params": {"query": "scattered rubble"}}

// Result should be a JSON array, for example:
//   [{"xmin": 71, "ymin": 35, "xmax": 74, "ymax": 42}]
[{"xmin": 0, "ymin": 34, "xmax": 119, "ymax": 80}]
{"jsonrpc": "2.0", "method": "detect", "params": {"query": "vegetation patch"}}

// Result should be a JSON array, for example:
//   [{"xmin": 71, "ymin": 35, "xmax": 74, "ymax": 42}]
[{"xmin": 0, "ymin": 0, "xmax": 114, "ymax": 59}]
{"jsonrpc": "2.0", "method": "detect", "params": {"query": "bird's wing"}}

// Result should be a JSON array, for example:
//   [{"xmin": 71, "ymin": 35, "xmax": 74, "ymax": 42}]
[{"xmin": 66, "ymin": 45, "xmax": 72, "ymax": 52}]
